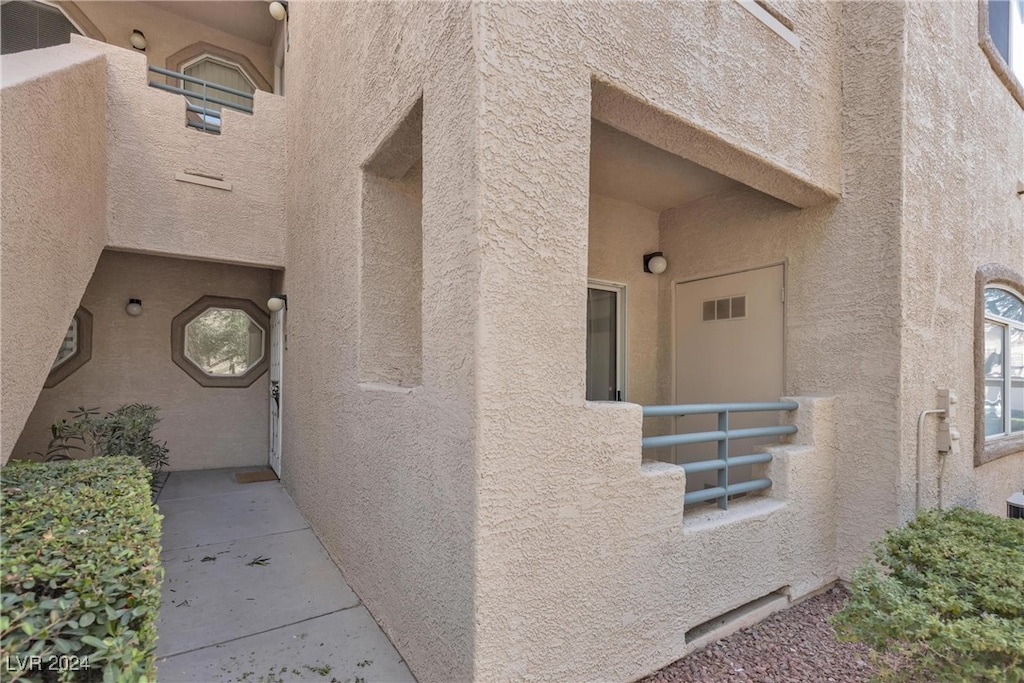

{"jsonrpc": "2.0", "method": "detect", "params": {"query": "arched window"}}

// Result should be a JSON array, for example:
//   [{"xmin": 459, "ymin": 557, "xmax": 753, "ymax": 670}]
[
  {"xmin": 182, "ymin": 55, "xmax": 256, "ymax": 112},
  {"xmin": 983, "ymin": 286, "xmax": 1024, "ymax": 438},
  {"xmin": 0, "ymin": 0, "xmax": 81, "ymax": 55},
  {"xmin": 976, "ymin": 264, "xmax": 1024, "ymax": 465}
]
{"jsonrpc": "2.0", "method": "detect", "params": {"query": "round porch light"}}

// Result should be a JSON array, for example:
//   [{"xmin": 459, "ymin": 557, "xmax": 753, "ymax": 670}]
[
  {"xmin": 269, "ymin": 1, "xmax": 287, "ymax": 21},
  {"xmin": 129, "ymin": 30, "xmax": 147, "ymax": 51},
  {"xmin": 125, "ymin": 298, "xmax": 143, "ymax": 316},
  {"xmin": 267, "ymin": 296, "xmax": 287, "ymax": 312},
  {"xmin": 643, "ymin": 252, "xmax": 668, "ymax": 274}
]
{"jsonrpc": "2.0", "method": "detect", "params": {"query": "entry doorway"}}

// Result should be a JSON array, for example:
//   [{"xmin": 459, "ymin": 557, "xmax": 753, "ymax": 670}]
[
  {"xmin": 673, "ymin": 265, "xmax": 784, "ymax": 491},
  {"xmin": 268, "ymin": 306, "xmax": 284, "ymax": 477}
]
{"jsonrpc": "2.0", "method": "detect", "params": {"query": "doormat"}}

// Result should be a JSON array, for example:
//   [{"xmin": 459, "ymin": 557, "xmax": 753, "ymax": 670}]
[{"xmin": 235, "ymin": 469, "xmax": 278, "ymax": 484}]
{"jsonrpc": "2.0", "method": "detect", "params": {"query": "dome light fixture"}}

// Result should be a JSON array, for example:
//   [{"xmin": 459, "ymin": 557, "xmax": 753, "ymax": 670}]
[
  {"xmin": 125, "ymin": 298, "xmax": 143, "ymax": 316},
  {"xmin": 129, "ymin": 30, "xmax": 147, "ymax": 51},
  {"xmin": 268, "ymin": 1, "xmax": 288, "ymax": 21},
  {"xmin": 267, "ymin": 295, "xmax": 288, "ymax": 312},
  {"xmin": 643, "ymin": 252, "xmax": 668, "ymax": 275}
]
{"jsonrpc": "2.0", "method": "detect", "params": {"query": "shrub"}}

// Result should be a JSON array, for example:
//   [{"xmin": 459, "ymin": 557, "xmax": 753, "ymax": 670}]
[
  {"xmin": 832, "ymin": 507, "xmax": 1024, "ymax": 682},
  {"xmin": 33, "ymin": 405, "xmax": 169, "ymax": 478},
  {"xmin": 1, "ymin": 457, "xmax": 163, "ymax": 682}
]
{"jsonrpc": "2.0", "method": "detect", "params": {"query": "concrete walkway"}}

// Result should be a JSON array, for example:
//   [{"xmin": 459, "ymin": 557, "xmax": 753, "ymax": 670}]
[{"xmin": 155, "ymin": 468, "xmax": 415, "ymax": 683}]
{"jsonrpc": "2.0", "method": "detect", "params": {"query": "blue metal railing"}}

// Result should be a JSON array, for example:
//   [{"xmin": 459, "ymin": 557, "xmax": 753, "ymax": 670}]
[
  {"xmin": 642, "ymin": 401, "xmax": 798, "ymax": 510},
  {"xmin": 147, "ymin": 65, "xmax": 254, "ymax": 134}
]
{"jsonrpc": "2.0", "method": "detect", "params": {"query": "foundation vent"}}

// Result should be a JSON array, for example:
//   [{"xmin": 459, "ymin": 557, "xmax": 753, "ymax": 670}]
[{"xmin": 685, "ymin": 587, "xmax": 790, "ymax": 651}]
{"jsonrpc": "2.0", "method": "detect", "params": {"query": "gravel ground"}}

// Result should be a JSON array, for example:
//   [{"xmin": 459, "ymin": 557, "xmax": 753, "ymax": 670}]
[{"xmin": 641, "ymin": 586, "xmax": 908, "ymax": 683}]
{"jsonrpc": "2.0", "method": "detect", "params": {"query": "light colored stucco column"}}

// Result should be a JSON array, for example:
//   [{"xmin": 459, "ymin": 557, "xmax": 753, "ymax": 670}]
[{"xmin": 1, "ymin": 45, "xmax": 108, "ymax": 463}]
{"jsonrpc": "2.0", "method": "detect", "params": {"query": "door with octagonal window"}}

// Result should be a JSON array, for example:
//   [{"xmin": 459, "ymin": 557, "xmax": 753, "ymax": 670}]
[{"xmin": 171, "ymin": 296, "xmax": 272, "ymax": 467}]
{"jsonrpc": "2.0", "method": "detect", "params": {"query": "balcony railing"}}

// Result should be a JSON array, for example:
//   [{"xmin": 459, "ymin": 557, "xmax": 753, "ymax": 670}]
[
  {"xmin": 642, "ymin": 401, "xmax": 798, "ymax": 510},
  {"xmin": 147, "ymin": 65, "xmax": 253, "ymax": 134}
]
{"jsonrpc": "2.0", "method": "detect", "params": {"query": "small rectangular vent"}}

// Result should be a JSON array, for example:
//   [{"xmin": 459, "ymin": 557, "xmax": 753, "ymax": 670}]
[
  {"xmin": 702, "ymin": 295, "xmax": 747, "ymax": 321},
  {"xmin": 686, "ymin": 587, "xmax": 790, "ymax": 645}
]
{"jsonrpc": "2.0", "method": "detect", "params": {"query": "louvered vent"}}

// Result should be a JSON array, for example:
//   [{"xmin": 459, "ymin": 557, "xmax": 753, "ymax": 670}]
[
  {"xmin": 1008, "ymin": 492, "xmax": 1024, "ymax": 519},
  {"xmin": 1, "ymin": 1, "xmax": 81, "ymax": 56}
]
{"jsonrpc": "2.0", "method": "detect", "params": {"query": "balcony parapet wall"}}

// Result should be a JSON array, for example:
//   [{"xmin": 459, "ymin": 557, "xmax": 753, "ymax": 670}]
[{"xmin": 75, "ymin": 35, "xmax": 285, "ymax": 269}]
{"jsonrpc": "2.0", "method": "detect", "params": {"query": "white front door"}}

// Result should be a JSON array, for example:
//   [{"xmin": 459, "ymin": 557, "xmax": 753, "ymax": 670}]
[
  {"xmin": 269, "ymin": 307, "xmax": 284, "ymax": 477},
  {"xmin": 673, "ymin": 265, "xmax": 784, "ymax": 491}
]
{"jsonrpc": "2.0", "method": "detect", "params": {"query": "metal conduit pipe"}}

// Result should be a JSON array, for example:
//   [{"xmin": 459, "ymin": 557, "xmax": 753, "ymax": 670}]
[{"xmin": 916, "ymin": 408, "xmax": 946, "ymax": 512}]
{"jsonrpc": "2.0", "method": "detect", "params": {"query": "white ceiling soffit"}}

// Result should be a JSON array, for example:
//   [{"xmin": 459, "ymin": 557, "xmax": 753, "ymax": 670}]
[{"xmin": 590, "ymin": 120, "xmax": 740, "ymax": 212}]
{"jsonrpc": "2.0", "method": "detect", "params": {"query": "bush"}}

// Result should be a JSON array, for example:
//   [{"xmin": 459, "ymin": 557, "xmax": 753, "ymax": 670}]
[
  {"xmin": 832, "ymin": 507, "xmax": 1024, "ymax": 682},
  {"xmin": 33, "ymin": 405, "xmax": 169, "ymax": 478},
  {"xmin": 0, "ymin": 457, "xmax": 163, "ymax": 682}
]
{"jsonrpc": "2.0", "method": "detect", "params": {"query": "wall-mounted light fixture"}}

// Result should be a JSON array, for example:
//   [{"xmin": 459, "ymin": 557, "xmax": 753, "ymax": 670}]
[
  {"xmin": 643, "ymin": 252, "xmax": 668, "ymax": 274},
  {"xmin": 267, "ymin": 295, "xmax": 288, "ymax": 312},
  {"xmin": 268, "ymin": 1, "xmax": 288, "ymax": 21},
  {"xmin": 129, "ymin": 30, "xmax": 147, "ymax": 51},
  {"xmin": 125, "ymin": 298, "xmax": 143, "ymax": 316}
]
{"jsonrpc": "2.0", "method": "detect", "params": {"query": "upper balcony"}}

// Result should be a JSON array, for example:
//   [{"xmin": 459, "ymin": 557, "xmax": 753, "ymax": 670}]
[{"xmin": 1, "ymin": 34, "xmax": 285, "ymax": 269}]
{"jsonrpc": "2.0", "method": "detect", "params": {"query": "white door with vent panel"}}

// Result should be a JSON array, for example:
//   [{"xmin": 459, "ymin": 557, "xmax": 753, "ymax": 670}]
[
  {"xmin": 673, "ymin": 265, "xmax": 784, "ymax": 492},
  {"xmin": 269, "ymin": 308, "xmax": 284, "ymax": 477}
]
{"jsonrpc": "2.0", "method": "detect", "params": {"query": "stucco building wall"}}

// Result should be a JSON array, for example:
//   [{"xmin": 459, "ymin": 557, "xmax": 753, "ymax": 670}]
[
  {"xmin": 896, "ymin": 2, "xmax": 1024, "ymax": 518},
  {"xmin": 72, "ymin": 1, "xmax": 274, "ymax": 89},
  {"xmin": 470, "ymin": 1, "xmax": 849, "ymax": 680},
  {"xmin": 75, "ymin": 38, "xmax": 286, "ymax": 269},
  {"xmin": 281, "ymin": 3, "xmax": 479, "ymax": 681},
  {"xmin": 0, "ymin": 44, "xmax": 108, "ymax": 463},
  {"xmin": 587, "ymin": 193, "xmax": 661, "ymax": 408},
  {"xmin": 12, "ymin": 251, "xmax": 274, "ymax": 471}
]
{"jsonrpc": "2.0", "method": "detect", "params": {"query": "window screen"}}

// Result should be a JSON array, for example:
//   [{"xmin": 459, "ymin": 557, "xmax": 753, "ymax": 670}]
[{"xmin": 1, "ymin": 1, "xmax": 80, "ymax": 55}]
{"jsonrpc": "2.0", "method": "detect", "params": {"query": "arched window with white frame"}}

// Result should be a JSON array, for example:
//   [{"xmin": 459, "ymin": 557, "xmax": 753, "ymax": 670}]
[
  {"xmin": 983, "ymin": 285, "xmax": 1024, "ymax": 439},
  {"xmin": 977, "ymin": 264, "xmax": 1024, "ymax": 465}
]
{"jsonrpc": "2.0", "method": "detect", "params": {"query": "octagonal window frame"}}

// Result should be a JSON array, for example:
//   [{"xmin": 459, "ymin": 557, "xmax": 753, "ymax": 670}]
[
  {"xmin": 45, "ymin": 306, "xmax": 92, "ymax": 388},
  {"xmin": 172, "ymin": 296, "xmax": 270, "ymax": 388}
]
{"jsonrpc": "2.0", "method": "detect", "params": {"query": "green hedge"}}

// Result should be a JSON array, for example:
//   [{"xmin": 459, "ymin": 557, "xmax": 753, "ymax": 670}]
[
  {"xmin": 832, "ymin": 507, "xmax": 1024, "ymax": 682},
  {"xmin": 1, "ymin": 457, "xmax": 163, "ymax": 682}
]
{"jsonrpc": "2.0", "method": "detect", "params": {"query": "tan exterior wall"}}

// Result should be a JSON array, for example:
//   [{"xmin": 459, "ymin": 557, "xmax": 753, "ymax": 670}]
[
  {"xmin": 588, "ymin": 194, "xmax": 661, "ymax": 408},
  {"xmin": 72, "ymin": 1, "xmax": 274, "ymax": 89},
  {"xmin": 897, "ymin": 1, "xmax": 1024, "ymax": 518},
  {"xmin": 12, "ymin": 251, "xmax": 274, "ymax": 471},
  {"xmin": 76, "ymin": 37, "xmax": 286, "ymax": 269},
  {"xmin": 0, "ymin": 44, "xmax": 108, "ymax": 463},
  {"xmin": 470, "ymin": 2, "xmax": 846, "ymax": 679},
  {"xmin": 282, "ymin": 3, "xmax": 479, "ymax": 681}
]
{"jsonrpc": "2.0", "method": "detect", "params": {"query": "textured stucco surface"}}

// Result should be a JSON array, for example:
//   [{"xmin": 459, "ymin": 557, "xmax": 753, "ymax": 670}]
[
  {"xmin": 282, "ymin": 3, "xmax": 479, "ymax": 682},
  {"xmin": 75, "ymin": 37, "xmax": 286, "ymax": 268},
  {"xmin": 470, "ymin": 2, "xmax": 843, "ymax": 679},
  {"xmin": 896, "ymin": 1, "xmax": 1024, "ymax": 519},
  {"xmin": 587, "ymin": 193, "xmax": 660, "ymax": 408},
  {"xmin": 12, "ymin": 251, "xmax": 273, "ymax": 471},
  {"xmin": 72, "ymin": 1, "xmax": 274, "ymax": 89},
  {"xmin": 0, "ymin": 45, "xmax": 108, "ymax": 463}
]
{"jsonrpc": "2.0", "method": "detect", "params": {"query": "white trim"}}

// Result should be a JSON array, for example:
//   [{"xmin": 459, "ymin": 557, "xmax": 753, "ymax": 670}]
[
  {"xmin": 735, "ymin": 0, "xmax": 800, "ymax": 50},
  {"xmin": 587, "ymin": 279, "xmax": 628, "ymax": 402},
  {"xmin": 175, "ymin": 172, "xmax": 233, "ymax": 191},
  {"xmin": 983, "ymin": 285, "xmax": 1024, "ymax": 440}
]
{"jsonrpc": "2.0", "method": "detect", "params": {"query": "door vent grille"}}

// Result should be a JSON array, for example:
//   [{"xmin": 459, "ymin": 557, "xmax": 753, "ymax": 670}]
[{"xmin": 703, "ymin": 295, "xmax": 747, "ymax": 322}]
